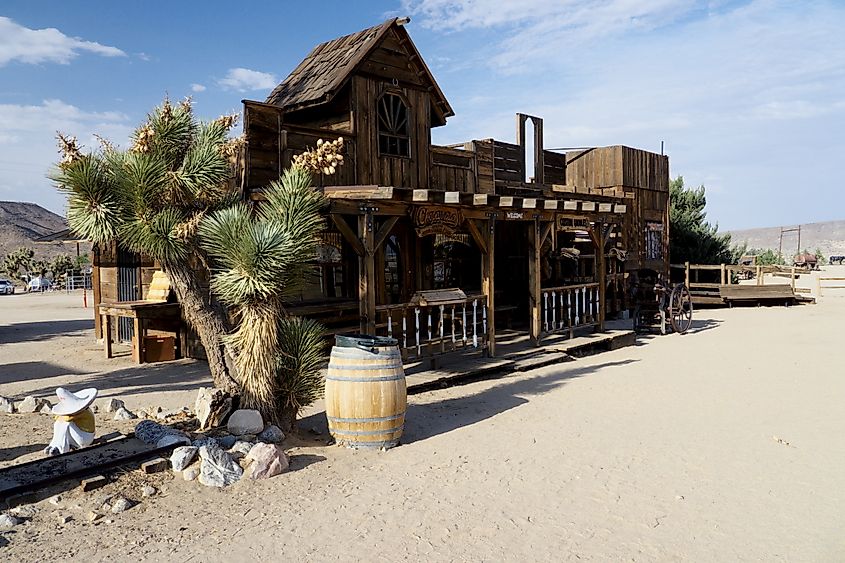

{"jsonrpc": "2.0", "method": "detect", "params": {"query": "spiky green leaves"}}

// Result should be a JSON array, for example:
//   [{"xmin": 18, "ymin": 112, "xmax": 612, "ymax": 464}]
[
  {"xmin": 53, "ymin": 155, "xmax": 124, "ymax": 243},
  {"xmin": 200, "ymin": 170, "xmax": 325, "ymax": 306},
  {"xmin": 275, "ymin": 316, "xmax": 326, "ymax": 419}
]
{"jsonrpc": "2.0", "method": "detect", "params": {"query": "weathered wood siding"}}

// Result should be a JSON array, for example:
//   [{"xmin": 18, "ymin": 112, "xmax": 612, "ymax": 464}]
[{"xmin": 565, "ymin": 146, "xmax": 668, "ymax": 191}]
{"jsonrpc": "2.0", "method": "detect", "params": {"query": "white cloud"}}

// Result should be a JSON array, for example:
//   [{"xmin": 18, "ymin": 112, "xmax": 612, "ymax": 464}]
[
  {"xmin": 420, "ymin": 0, "xmax": 845, "ymax": 228},
  {"xmin": 191, "ymin": 83, "xmax": 207, "ymax": 92},
  {"xmin": 0, "ymin": 100, "xmax": 132, "ymax": 214},
  {"xmin": 0, "ymin": 16, "xmax": 125, "ymax": 66},
  {"xmin": 217, "ymin": 67, "xmax": 278, "ymax": 92}
]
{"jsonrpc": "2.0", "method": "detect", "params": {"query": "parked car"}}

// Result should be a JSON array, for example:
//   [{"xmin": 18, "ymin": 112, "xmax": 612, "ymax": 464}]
[
  {"xmin": 0, "ymin": 279, "xmax": 14, "ymax": 295},
  {"xmin": 27, "ymin": 276, "xmax": 52, "ymax": 292}
]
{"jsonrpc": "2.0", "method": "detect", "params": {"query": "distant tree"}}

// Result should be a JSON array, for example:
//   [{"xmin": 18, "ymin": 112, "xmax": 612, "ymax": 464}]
[
  {"xmin": 813, "ymin": 248, "xmax": 826, "ymax": 265},
  {"xmin": 50, "ymin": 255, "xmax": 75, "ymax": 277},
  {"xmin": 2, "ymin": 247, "xmax": 34, "ymax": 280},
  {"xmin": 669, "ymin": 176, "xmax": 736, "ymax": 264},
  {"xmin": 748, "ymin": 248, "xmax": 785, "ymax": 266}
]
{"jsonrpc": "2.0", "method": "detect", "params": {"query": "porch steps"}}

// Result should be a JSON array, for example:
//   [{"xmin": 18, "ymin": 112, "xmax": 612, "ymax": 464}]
[
  {"xmin": 407, "ymin": 357, "xmax": 516, "ymax": 395},
  {"xmin": 404, "ymin": 329, "xmax": 636, "ymax": 394}
]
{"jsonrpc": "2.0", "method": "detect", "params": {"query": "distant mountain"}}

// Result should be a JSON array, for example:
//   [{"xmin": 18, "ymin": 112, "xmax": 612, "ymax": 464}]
[
  {"xmin": 0, "ymin": 201, "xmax": 90, "ymax": 260},
  {"xmin": 724, "ymin": 220, "xmax": 845, "ymax": 259}
]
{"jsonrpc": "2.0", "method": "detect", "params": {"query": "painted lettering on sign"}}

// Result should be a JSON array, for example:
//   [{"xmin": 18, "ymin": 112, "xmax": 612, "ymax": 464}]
[
  {"xmin": 505, "ymin": 211, "xmax": 524, "ymax": 220},
  {"xmin": 413, "ymin": 206, "xmax": 463, "ymax": 236}
]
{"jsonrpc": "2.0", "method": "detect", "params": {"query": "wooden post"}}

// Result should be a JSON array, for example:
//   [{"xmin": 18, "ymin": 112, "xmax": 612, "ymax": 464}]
[
  {"xmin": 756, "ymin": 265, "xmax": 762, "ymax": 286},
  {"xmin": 528, "ymin": 218, "xmax": 542, "ymax": 345},
  {"xmin": 482, "ymin": 216, "xmax": 496, "ymax": 356},
  {"xmin": 720, "ymin": 263, "xmax": 727, "ymax": 285},
  {"xmin": 132, "ymin": 317, "xmax": 143, "ymax": 364},
  {"xmin": 816, "ymin": 275, "xmax": 822, "ymax": 297},
  {"xmin": 597, "ymin": 226, "xmax": 607, "ymax": 331},
  {"xmin": 684, "ymin": 262, "xmax": 690, "ymax": 288},
  {"xmin": 791, "ymin": 266, "xmax": 796, "ymax": 292},
  {"xmin": 103, "ymin": 314, "xmax": 112, "ymax": 358},
  {"xmin": 358, "ymin": 211, "xmax": 376, "ymax": 335}
]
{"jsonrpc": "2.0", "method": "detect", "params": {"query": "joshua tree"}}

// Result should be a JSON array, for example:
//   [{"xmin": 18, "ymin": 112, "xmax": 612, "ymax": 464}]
[
  {"xmin": 2, "ymin": 247, "xmax": 34, "ymax": 280},
  {"xmin": 200, "ymin": 167, "xmax": 327, "ymax": 428},
  {"xmin": 53, "ymin": 98, "xmax": 242, "ymax": 393}
]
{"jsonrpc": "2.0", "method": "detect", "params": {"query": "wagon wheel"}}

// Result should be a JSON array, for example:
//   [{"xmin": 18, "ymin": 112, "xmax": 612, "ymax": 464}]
[{"xmin": 669, "ymin": 283, "xmax": 693, "ymax": 334}]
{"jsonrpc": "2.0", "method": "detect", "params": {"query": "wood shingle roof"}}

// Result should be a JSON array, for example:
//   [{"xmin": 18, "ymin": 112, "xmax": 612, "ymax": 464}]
[{"xmin": 265, "ymin": 18, "xmax": 453, "ymax": 123}]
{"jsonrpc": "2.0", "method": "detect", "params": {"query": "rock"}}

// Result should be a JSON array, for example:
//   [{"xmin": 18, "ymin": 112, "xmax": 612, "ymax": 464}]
[
  {"xmin": 104, "ymin": 398, "xmax": 125, "ymax": 413},
  {"xmin": 198, "ymin": 442, "xmax": 243, "ymax": 487},
  {"xmin": 17, "ymin": 395, "xmax": 46, "ymax": 413},
  {"xmin": 90, "ymin": 404, "xmax": 99, "ymax": 414},
  {"xmin": 169, "ymin": 446, "xmax": 198, "ymax": 471},
  {"xmin": 227, "ymin": 409, "xmax": 263, "ymax": 436},
  {"xmin": 228, "ymin": 440, "xmax": 253, "ymax": 460},
  {"xmin": 0, "ymin": 396, "xmax": 15, "ymax": 414},
  {"xmin": 113, "ymin": 407, "xmax": 137, "ymax": 420},
  {"xmin": 195, "ymin": 387, "xmax": 233, "ymax": 431},
  {"xmin": 135, "ymin": 420, "xmax": 190, "ymax": 447},
  {"xmin": 39, "ymin": 402, "xmax": 53, "ymax": 414},
  {"xmin": 258, "ymin": 425, "xmax": 285, "ymax": 444},
  {"xmin": 9, "ymin": 505, "xmax": 37, "ymax": 519},
  {"xmin": 87, "ymin": 511, "xmax": 101, "ymax": 523},
  {"xmin": 48, "ymin": 494, "xmax": 62, "ymax": 506},
  {"xmin": 0, "ymin": 514, "xmax": 22, "ymax": 529},
  {"xmin": 156, "ymin": 408, "xmax": 186, "ymax": 420},
  {"xmin": 96, "ymin": 494, "xmax": 113, "ymax": 510},
  {"xmin": 246, "ymin": 443, "xmax": 289, "ymax": 480},
  {"xmin": 192, "ymin": 436, "xmax": 217, "ymax": 448},
  {"xmin": 218, "ymin": 435, "xmax": 238, "ymax": 449},
  {"xmin": 183, "ymin": 467, "xmax": 200, "ymax": 481},
  {"xmin": 57, "ymin": 515, "xmax": 72, "ymax": 525},
  {"xmin": 110, "ymin": 497, "xmax": 132, "ymax": 514},
  {"xmin": 141, "ymin": 485, "xmax": 157, "ymax": 498}
]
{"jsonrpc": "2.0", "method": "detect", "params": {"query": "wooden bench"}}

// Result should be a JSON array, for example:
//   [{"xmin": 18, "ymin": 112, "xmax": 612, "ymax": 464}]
[
  {"xmin": 719, "ymin": 284, "xmax": 796, "ymax": 307},
  {"xmin": 98, "ymin": 271, "xmax": 183, "ymax": 363}
]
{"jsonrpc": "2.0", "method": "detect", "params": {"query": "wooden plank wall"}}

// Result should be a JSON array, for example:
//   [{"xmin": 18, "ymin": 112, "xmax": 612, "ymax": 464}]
[
  {"xmin": 430, "ymin": 146, "xmax": 475, "ymax": 192},
  {"xmin": 543, "ymin": 150, "xmax": 566, "ymax": 185},
  {"xmin": 352, "ymin": 75, "xmax": 431, "ymax": 189},
  {"xmin": 492, "ymin": 140, "xmax": 525, "ymax": 184},
  {"xmin": 566, "ymin": 146, "xmax": 668, "ymax": 191}
]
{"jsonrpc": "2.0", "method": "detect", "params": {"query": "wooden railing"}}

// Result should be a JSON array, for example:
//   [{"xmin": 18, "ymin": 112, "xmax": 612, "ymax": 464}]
[
  {"xmin": 540, "ymin": 282, "xmax": 601, "ymax": 338},
  {"xmin": 375, "ymin": 295, "xmax": 488, "ymax": 361},
  {"xmin": 817, "ymin": 276, "xmax": 845, "ymax": 296}
]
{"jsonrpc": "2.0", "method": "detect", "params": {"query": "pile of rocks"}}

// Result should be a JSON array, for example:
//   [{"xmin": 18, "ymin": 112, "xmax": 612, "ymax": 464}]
[
  {"xmin": 0, "ymin": 395, "xmax": 52, "ymax": 415},
  {"xmin": 165, "ymin": 405, "xmax": 289, "ymax": 487}
]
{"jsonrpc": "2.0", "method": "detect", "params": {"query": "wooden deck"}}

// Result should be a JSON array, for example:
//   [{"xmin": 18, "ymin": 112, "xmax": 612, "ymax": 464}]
[{"xmin": 404, "ymin": 328, "xmax": 635, "ymax": 393}]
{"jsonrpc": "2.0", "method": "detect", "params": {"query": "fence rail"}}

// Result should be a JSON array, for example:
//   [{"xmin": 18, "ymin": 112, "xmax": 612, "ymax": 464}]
[
  {"xmin": 540, "ymin": 282, "xmax": 600, "ymax": 339},
  {"xmin": 817, "ymin": 277, "xmax": 845, "ymax": 296},
  {"xmin": 375, "ymin": 295, "xmax": 488, "ymax": 361}
]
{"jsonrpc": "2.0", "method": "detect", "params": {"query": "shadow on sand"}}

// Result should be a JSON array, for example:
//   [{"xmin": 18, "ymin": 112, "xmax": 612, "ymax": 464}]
[
  {"xmin": 0, "ymin": 319, "xmax": 94, "ymax": 345},
  {"xmin": 3, "ymin": 360, "xmax": 211, "ymax": 400},
  {"xmin": 300, "ymin": 358, "xmax": 638, "ymax": 445}
]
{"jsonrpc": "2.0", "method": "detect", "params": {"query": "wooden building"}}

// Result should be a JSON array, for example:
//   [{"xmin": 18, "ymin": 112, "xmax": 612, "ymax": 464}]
[{"xmin": 93, "ymin": 17, "xmax": 669, "ymax": 365}]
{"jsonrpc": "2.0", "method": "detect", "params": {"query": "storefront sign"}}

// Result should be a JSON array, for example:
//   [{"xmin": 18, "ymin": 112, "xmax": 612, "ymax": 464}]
[
  {"xmin": 413, "ymin": 206, "xmax": 463, "ymax": 237},
  {"xmin": 505, "ymin": 211, "xmax": 524, "ymax": 220}
]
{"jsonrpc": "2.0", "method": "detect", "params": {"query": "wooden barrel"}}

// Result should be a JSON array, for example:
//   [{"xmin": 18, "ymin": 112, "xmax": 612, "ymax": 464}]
[{"xmin": 325, "ymin": 336, "xmax": 406, "ymax": 449}]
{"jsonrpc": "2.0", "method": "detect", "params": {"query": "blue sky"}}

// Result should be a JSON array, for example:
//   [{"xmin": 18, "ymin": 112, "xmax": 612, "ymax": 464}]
[{"xmin": 1, "ymin": 0, "xmax": 843, "ymax": 230}]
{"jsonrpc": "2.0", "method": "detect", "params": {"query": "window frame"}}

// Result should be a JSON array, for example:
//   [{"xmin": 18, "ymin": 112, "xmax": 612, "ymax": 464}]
[{"xmin": 376, "ymin": 92, "xmax": 412, "ymax": 159}]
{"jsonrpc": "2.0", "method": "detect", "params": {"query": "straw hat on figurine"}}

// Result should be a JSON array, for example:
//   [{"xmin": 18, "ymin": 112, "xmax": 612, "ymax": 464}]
[{"xmin": 50, "ymin": 387, "xmax": 98, "ymax": 416}]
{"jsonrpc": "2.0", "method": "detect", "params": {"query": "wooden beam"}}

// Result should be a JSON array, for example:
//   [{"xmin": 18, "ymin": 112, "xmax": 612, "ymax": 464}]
[
  {"xmin": 373, "ymin": 216, "xmax": 399, "ymax": 253},
  {"xmin": 330, "ymin": 215, "xmax": 365, "ymax": 256},
  {"xmin": 466, "ymin": 219, "xmax": 488, "ymax": 255},
  {"xmin": 324, "ymin": 185, "xmax": 394, "ymax": 199},
  {"xmin": 528, "ymin": 219, "xmax": 542, "ymax": 345},
  {"xmin": 483, "ymin": 218, "xmax": 496, "ymax": 356},
  {"xmin": 358, "ymin": 213, "xmax": 376, "ymax": 335},
  {"xmin": 540, "ymin": 221, "xmax": 553, "ymax": 248}
]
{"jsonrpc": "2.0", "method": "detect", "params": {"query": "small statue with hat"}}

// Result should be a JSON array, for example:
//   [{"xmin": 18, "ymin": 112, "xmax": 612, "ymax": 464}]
[{"xmin": 44, "ymin": 387, "xmax": 98, "ymax": 456}]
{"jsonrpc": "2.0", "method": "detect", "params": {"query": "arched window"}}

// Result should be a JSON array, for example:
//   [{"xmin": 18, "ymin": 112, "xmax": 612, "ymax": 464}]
[{"xmin": 378, "ymin": 94, "xmax": 410, "ymax": 157}]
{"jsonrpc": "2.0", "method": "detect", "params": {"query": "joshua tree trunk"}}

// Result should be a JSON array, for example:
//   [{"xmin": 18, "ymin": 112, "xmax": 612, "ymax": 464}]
[{"xmin": 162, "ymin": 258, "xmax": 239, "ymax": 395}]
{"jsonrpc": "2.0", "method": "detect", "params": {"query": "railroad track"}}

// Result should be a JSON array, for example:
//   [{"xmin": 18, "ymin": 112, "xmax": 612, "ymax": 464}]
[{"xmin": 0, "ymin": 433, "xmax": 176, "ymax": 504}]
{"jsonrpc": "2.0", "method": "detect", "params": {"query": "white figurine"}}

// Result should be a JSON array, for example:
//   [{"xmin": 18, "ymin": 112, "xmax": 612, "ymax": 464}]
[{"xmin": 44, "ymin": 387, "xmax": 98, "ymax": 456}]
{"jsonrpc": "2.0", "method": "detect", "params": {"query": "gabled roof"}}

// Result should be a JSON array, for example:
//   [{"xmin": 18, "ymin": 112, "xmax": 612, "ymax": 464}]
[{"xmin": 265, "ymin": 18, "xmax": 453, "ymax": 124}]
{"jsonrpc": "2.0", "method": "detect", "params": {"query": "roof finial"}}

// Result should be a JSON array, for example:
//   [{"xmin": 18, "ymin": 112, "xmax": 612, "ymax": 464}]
[{"xmin": 396, "ymin": 16, "xmax": 411, "ymax": 26}]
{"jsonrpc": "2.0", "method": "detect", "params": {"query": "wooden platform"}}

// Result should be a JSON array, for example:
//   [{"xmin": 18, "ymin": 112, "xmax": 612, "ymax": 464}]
[
  {"xmin": 719, "ymin": 284, "xmax": 796, "ymax": 306},
  {"xmin": 405, "ymin": 328, "xmax": 635, "ymax": 393}
]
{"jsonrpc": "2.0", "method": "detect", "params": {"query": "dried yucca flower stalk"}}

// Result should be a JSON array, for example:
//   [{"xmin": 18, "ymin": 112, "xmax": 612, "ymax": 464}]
[
  {"xmin": 56, "ymin": 132, "xmax": 82, "ymax": 169},
  {"xmin": 292, "ymin": 137, "xmax": 345, "ymax": 175}
]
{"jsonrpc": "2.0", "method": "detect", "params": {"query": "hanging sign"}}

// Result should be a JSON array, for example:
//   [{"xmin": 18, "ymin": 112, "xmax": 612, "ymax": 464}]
[{"xmin": 413, "ymin": 206, "xmax": 463, "ymax": 237}]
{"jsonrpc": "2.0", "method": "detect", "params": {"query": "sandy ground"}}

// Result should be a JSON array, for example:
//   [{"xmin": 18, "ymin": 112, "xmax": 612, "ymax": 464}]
[{"xmin": 2, "ymin": 274, "xmax": 845, "ymax": 561}]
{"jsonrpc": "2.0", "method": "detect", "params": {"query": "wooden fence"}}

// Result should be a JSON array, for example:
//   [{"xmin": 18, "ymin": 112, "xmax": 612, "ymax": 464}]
[
  {"xmin": 540, "ymin": 282, "xmax": 601, "ymax": 339},
  {"xmin": 816, "ymin": 277, "xmax": 845, "ymax": 296},
  {"xmin": 669, "ymin": 262, "xmax": 807, "ymax": 303},
  {"xmin": 376, "ymin": 295, "xmax": 488, "ymax": 361}
]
